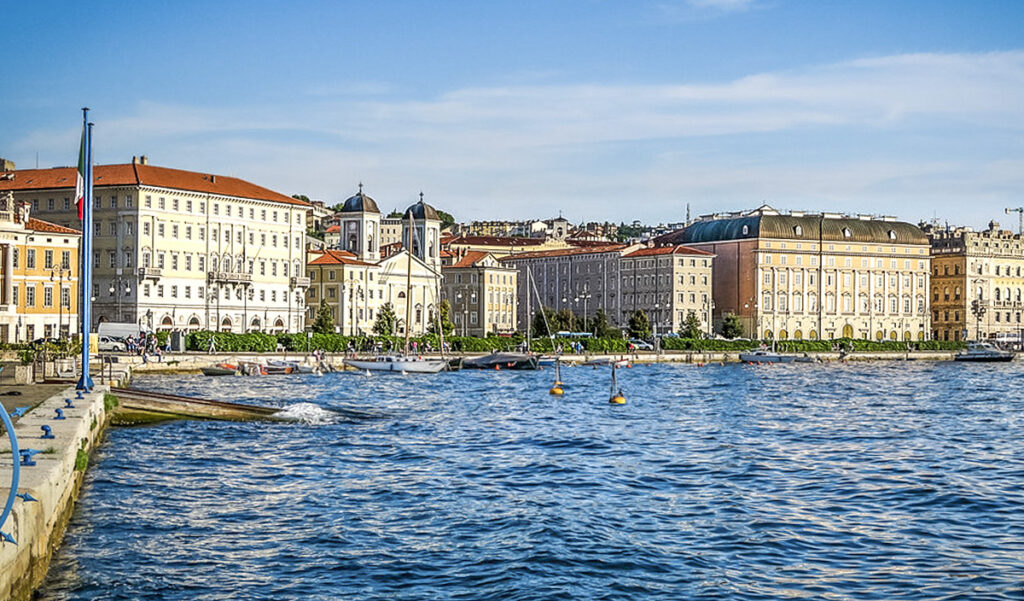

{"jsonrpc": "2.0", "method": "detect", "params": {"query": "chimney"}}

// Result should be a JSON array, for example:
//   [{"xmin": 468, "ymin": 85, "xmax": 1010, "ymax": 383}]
[
  {"xmin": 0, "ymin": 158, "xmax": 15, "ymax": 171},
  {"xmin": 210, "ymin": 175, "xmax": 216, "ymax": 183}
]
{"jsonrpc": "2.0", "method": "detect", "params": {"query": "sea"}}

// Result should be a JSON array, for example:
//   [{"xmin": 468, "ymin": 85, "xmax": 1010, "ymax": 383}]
[{"xmin": 36, "ymin": 361, "xmax": 1024, "ymax": 600}]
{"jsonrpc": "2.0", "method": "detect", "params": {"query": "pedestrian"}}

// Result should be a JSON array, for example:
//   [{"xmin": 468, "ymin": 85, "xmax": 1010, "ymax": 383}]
[{"xmin": 208, "ymin": 335, "xmax": 217, "ymax": 354}]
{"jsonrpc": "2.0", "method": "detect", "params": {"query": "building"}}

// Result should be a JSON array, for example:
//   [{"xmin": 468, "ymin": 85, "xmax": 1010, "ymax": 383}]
[
  {"xmin": 0, "ymin": 157, "xmax": 311, "ymax": 333},
  {"xmin": 658, "ymin": 205, "xmax": 931, "ymax": 341},
  {"xmin": 926, "ymin": 220, "xmax": 1024, "ymax": 342},
  {"xmin": 307, "ymin": 188, "xmax": 443, "ymax": 336},
  {"xmin": 619, "ymin": 246, "xmax": 715, "ymax": 336},
  {"xmin": 0, "ymin": 192, "xmax": 81, "ymax": 341},
  {"xmin": 445, "ymin": 235, "xmax": 566, "ymax": 258},
  {"xmin": 441, "ymin": 251, "xmax": 518, "ymax": 336}
]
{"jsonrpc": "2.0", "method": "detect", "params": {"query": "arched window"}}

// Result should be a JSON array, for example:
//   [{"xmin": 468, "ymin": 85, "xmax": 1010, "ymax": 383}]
[
  {"xmin": 842, "ymin": 227, "xmax": 851, "ymax": 238},
  {"xmin": 996, "ymin": 288, "xmax": 1001, "ymax": 301},
  {"xmin": 888, "ymin": 230, "xmax": 897, "ymax": 240},
  {"xmin": 793, "ymin": 225, "xmax": 802, "ymax": 236},
  {"xmin": 742, "ymin": 225, "xmax": 749, "ymax": 235}
]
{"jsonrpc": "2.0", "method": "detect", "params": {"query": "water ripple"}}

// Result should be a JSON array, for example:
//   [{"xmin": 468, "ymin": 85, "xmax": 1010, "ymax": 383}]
[{"xmin": 36, "ymin": 362, "xmax": 1024, "ymax": 600}]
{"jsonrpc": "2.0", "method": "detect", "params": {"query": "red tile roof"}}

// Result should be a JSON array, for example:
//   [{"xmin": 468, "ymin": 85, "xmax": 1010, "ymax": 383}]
[
  {"xmin": 308, "ymin": 249, "xmax": 375, "ymax": 266},
  {"xmin": 447, "ymin": 250, "xmax": 490, "ymax": 269},
  {"xmin": 450, "ymin": 235, "xmax": 546, "ymax": 247},
  {"xmin": 0, "ymin": 163, "xmax": 308, "ymax": 207},
  {"xmin": 623, "ymin": 245, "xmax": 713, "ymax": 258},
  {"xmin": 501, "ymin": 244, "xmax": 627, "ymax": 261},
  {"xmin": 26, "ymin": 218, "xmax": 81, "ymax": 235},
  {"xmin": 325, "ymin": 225, "xmax": 341, "ymax": 233}
]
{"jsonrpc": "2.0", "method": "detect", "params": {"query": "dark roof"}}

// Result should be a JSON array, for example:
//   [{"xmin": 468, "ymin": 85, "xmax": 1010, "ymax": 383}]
[
  {"xmin": 338, "ymin": 188, "xmax": 380, "ymax": 214},
  {"xmin": 0, "ymin": 164, "xmax": 308, "ymax": 206},
  {"xmin": 404, "ymin": 198, "xmax": 439, "ymax": 221},
  {"xmin": 658, "ymin": 214, "xmax": 928, "ymax": 246},
  {"xmin": 623, "ymin": 245, "xmax": 713, "ymax": 258}
]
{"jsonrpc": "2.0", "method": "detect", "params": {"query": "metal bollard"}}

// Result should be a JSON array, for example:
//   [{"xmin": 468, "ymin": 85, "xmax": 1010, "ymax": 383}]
[
  {"xmin": 18, "ymin": 449, "xmax": 40, "ymax": 466},
  {"xmin": 64, "ymin": 398, "xmax": 75, "ymax": 409},
  {"xmin": 40, "ymin": 425, "xmax": 54, "ymax": 439},
  {"xmin": 53, "ymin": 409, "xmax": 65, "ymax": 420},
  {"xmin": 15, "ymin": 493, "xmax": 38, "ymax": 503},
  {"xmin": 75, "ymin": 391, "xmax": 85, "ymax": 400}
]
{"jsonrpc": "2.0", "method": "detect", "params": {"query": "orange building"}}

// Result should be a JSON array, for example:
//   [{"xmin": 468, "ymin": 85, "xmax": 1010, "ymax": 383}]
[{"xmin": 0, "ymin": 192, "xmax": 81, "ymax": 342}]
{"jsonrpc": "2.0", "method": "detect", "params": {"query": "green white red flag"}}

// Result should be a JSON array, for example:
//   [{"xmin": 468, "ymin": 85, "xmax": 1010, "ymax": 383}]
[{"xmin": 74, "ymin": 125, "xmax": 85, "ymax": 221}]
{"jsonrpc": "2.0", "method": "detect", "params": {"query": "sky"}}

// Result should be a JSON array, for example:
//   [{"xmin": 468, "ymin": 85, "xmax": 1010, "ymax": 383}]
[{"xmin": 2, "ymin": 0, "xmax": 1024, "ymax": 229}]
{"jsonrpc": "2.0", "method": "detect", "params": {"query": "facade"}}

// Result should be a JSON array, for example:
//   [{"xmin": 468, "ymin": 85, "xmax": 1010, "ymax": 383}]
[
  {"xmin": 619, "ymin": 246, "xmax": 715, "ymax": 335},
  {"xmin": 307, "ymin": 188, "xmax": 443, "ymax": 336},
  {"xmin": 926, "ymin": 221, "xmax": 1024, "ymax": 342},
  {"xmin": 0, "ymin": 193, "xmax": 81, "ymax": 341},
  {"xmin": 660, "ymin": 206, "xmax": 931, "ymax": 341},
  {"xmin": 441, "ymin": 251, "xmax": 518, "ymax": 336},
  {"xmin": 0, "ymin": 158, "xmax": 311, "ymax": 333}
]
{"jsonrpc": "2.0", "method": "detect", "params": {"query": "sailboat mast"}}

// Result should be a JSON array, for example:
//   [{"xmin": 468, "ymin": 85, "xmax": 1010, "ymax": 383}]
[
  {"xmin": 526, "ymin": 264, "xmax": 532, "ymax": 352},
  {"xmin": 405, "ymin": 210, "xmax": 414, "ymax": 356}
]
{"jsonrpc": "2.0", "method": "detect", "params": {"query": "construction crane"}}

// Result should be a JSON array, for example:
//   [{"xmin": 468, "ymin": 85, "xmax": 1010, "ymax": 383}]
[{"xmin": 1005, "ymin": 207, "xmax": 1024, "ymax": 235}]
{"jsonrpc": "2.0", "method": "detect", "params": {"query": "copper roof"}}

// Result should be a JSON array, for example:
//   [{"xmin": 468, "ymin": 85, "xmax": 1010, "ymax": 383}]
[
  {"xmin": 658, "ymin": 213, "xmax": 928, "ymax": 246},
  {"xmin": 0, "ymin": 163, "xmax": 308, "ymax": 207}
]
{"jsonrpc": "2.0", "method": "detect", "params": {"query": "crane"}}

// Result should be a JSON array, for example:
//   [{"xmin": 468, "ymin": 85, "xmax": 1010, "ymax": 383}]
[{"xmin": 1005, "ymin": 207, "xmax": 1024, "ymax": 235}]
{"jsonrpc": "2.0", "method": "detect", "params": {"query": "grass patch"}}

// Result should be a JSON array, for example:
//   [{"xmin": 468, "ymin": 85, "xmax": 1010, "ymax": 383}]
[
  {"xmin": 104, "ymin": 393, "xmax": 119, "ymax": 412},
  {"xmin": 75, "ymin": 448, "xmax": 88, "ymax": 471}
]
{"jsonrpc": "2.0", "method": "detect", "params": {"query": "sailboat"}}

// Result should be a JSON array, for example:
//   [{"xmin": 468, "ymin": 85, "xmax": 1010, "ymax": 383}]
[{"xmin": 344, "ymin": 205, "xmax": 447, "ymax": 374}]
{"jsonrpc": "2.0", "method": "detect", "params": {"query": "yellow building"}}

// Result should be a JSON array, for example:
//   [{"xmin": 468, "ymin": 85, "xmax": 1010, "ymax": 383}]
[
  {"xmin": 442, "ymin": 251, "xmax": 518, "ymax": 336},
  {"xmin": 926, "ymin": 221, "xmax": 1024, "ymax": 342},
  {"xmin": 0, "ymin": 192, "xmax": 81, "ymax": 342},
  {"xmin": 660, "ymin": 206, "xmax": 932, "ymax": 341}
]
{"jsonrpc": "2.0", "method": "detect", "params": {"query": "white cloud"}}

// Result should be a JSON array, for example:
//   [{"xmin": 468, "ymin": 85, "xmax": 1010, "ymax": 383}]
[{"xmin": 9, "ymin": 51, "xmax": 1024, "ymax": 226}]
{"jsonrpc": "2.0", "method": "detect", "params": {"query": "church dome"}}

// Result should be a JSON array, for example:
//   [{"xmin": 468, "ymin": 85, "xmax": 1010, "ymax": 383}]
[
  {"xmin": 403, "ymin": 193, "xmax": 439, "ymax": 221},
  {"xmin": 339, "ymin": 184, "xmax": 380, "ymax": 214}
]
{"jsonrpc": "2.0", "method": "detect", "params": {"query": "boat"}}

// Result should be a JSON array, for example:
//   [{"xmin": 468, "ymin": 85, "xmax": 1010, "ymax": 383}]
[
  {"xmin": 201, "ymin": 362, "xmax": 239, "ymax": 376},
  {"xmin": 954, "ymin": 342, "xmax": 1016, "ymax": 362},
  {"xmin": 582, "ymin": 357, "xmax": 630, "ymax": 368},
  {"xmin": 462, "ymin": 351, "xmax": 539, "ymax": 370},
  {"xmin": 344, "ymin": 355, "xmax": 448, "ymax": 373},
  {"xmin": 738, "ymin": 349, "xmax": 797, "ymax": 364},
  {"xmin": 266, "ymin": 360, "xmax": 315, "ymax": 374},
  {"xmin": 537, "ymin": 355, "xmax": 559, "ymax": 367}
]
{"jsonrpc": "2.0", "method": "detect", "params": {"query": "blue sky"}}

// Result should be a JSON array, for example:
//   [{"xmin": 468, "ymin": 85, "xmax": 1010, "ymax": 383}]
[{"xmin": 2, "ymin": 0, "xmax": 1024, "ymax": 228}]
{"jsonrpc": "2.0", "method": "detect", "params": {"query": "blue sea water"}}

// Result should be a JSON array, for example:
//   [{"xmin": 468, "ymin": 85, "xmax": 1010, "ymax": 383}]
[{"xmin": 37, "ymin": 362, "xmax": 1024, "ymax": 600}]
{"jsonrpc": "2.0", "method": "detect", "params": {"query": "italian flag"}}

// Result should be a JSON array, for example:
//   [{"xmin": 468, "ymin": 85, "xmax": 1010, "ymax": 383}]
[{"xmin": 74, "ymin": 126, "xmax": 85, "ymax": 221}]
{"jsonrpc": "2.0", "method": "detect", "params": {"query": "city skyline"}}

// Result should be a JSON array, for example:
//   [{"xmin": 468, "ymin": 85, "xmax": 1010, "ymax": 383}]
[{"xmin": 2, "ymin": 1, "xmax": 1024, "ymax": 229}]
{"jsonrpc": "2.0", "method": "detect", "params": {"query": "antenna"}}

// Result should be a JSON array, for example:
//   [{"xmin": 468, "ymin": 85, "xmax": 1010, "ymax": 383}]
[{"xmin": 1005, "ymin": 207, "xmax": 1024, "ymax": 235}]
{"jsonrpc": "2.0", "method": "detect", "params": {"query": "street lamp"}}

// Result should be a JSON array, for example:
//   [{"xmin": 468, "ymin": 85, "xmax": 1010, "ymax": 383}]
[
  {"xmin": 456, "ymin": 291, "xmax": 475, "ymax": 337},
  {"xmin": 50, "ymin": 267, "xmax": 72, "ymax": 338},
  {"xmin": 108, "ymin": 276, "xmax": 132, "ymax": 323},
  {"xmin": 971, "ymin": 278, "xmax": 987, "ymax": 341},
  {"xmin": 575, "ymin": 286, "xmax": 592, "ymax": 334}
]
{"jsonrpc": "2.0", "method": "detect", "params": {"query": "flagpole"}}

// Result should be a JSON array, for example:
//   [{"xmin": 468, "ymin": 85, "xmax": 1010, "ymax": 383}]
[{"xmin": 76, "ymin": 108, "xmax": 94, "ymax": 391}]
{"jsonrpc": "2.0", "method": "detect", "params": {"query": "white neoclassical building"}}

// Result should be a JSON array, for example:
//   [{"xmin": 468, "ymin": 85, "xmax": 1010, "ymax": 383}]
[{"xmin": 0, "ymin": 157, "xmax": 311, "ymax": 333}]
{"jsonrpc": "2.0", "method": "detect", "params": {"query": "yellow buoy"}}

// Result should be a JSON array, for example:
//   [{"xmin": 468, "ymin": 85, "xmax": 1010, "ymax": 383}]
[
  {"xmin": 608, "ymin": 363, "xmax": 626, "ymax": 404},
  {"xmin": 609, "ymin": 393, "xmax": 626, "ymax": 404},
  {"xmin": 549, "ymin": 385, "xmax": 564, "ymax": 395}
]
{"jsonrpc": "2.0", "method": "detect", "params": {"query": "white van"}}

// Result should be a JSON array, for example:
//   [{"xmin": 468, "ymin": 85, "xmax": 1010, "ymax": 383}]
[{"xmin": 97, "ymin": 322, "xmax": 150, "ymax": 342}]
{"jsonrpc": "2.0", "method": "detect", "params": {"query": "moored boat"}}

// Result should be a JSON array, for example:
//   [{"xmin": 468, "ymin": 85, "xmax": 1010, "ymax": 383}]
[
  {"xmin": 739, "ymin": 349, "xmax": 797, "ymax": 364},
  {"xmin": 201, "ymin": 363, "xmax": 239, "ymax": 376},
  {"xmin": 462, "ymin": 352, "xmax": 538, "ymax": 370},
  {"xmin": 954, "ymin": 342, "xmax": 1016, "ymax": 362},
  {"xmin": 344, "ymin": 355, "xmax": 448, "ymax": 373}
]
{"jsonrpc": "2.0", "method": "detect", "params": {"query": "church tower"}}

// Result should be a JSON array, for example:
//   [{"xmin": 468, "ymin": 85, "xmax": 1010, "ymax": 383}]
[
  {"xmin": 402, "ymin": 192, "xmax": 441, "ymax": 273},
  {"xmin": 337, "ymin": 183, "xmax": 381, "ymax": 263}
]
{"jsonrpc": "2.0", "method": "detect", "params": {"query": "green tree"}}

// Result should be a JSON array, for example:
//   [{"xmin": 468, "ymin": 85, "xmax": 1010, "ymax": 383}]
[
  {"xmin": 428, "ymin": 299, "xmax": 455, "ymax": 336},
  {"xmin": 312, "ymin": 298, "xmax": 335, "ymax": 334},
  {"xmin": 436, "ymin": 209, "xmax": 456, "ymax": 230},
  {"xmin": 680, "ymin": 310, "xmax": 703, "ymax": 339},
  {"xmin": 627, "ymin": 309, "xmax": 651, "ymax": 339},
  {"xmin": 588, "ymin": 309, "xmax": 616, "ymax": 338},
  {"xmin": 531, "ymin": 306, "xmax": 557, "ymax": 338},
  {"xmin": 292, "ymin": 194, "xmax": 311, "ymax": 202},
  {"xmin": 720, "ymin": 313, "xmax": 743, "ymax": 339},
  {"xmin": 553, "ymin": 308, "xmax": 577, "ymax": 333},
  {"xmin": 373, "ymin": 302, "xmax": 398, "ymax": 336},
  {"xmin": 387, "ymin": 209, "xmax": 404, "ymax": 219},
  {"xmin": 306, "ymin": 227, "xmax": 325, "ymax": 241}
]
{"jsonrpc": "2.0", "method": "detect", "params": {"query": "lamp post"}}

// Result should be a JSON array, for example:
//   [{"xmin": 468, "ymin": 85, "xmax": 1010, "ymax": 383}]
[
  {"xmin": 107, "ymin": 275, "xmax": 131, "ymax": 324},
  {"xmin": 49, "ymin": 268, "xmax": 72, "ymax": 339},
  {"xmin": 653, "ymin": 302, "xmax": 660, "ymax": 352},
  {"xmin": 971, "ymin": 278, "xmax": 987, "ymax": 341},
  {"xmin": 456, "ymin": 291, "xmax": 474, "ymax": 337},
  {"xmin": 575, "ymin": 286, "xmax": 592, "ymax": 334}
]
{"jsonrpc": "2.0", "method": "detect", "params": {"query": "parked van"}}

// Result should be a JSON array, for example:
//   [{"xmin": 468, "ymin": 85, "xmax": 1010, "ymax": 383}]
[{"xmin": 97, "ymin": 322, "xmax": 150, "ymax": 342}]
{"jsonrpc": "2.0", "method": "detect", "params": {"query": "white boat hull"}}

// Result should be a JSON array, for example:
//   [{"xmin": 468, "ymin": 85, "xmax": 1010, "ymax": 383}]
[
  {"xmin": 739, "ymin": 352, "xmax": 797, "ymax": 364},
  {"xmin": 344, "ymin": 357, "xmax": 448, "ymax": 373}
]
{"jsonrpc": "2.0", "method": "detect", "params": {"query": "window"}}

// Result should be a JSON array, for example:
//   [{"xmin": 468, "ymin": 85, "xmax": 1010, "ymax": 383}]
[
  {"xmin": 158, "ymin": 223, "xmax": 165, "ymax": 237},
  {"xmin": 26, "ymin": 286, "xmax": 35, "ymax": 307},
  {"xmin": 43, "ymin": 287, "xmax": 53, "ymax": 307},
  {"xmin": 125, "ymin": 221, "xmax": 133, "ymax": 235},
  {"xmin": 108, "ymin": 251, "xmax": 116, "ymax": 268},
  {"xmin": 61, "ymin": 250, "xmax": 71, "ymax": 269},
  {"xmin": 61, "ymin": 287, "xmax": 70, "ymax": 308},
  {"xmin": 12, "ymin": 248, "xmax": 18, "ymax": 268},
  {"xmin": 186, "ymin": 226, "xmax": 192, "ymax": 240},
  {"xmin": 186, "ymin": 255, "xmax": 192, "ymax": 271},
  {"xmin": 63, "ymin": 198, "xmax": 70, "ymax": 210},
  {"xmin": 143, "ymin": 222, "xmax": 150, "ymax": 236},
  {"xmin": 47, "ymin": 199, "xmax": 54, "ymax": 211},
  {"xmin": 159, "ymin": 197, "xmax": 165, "ymax": 210},
  {"xmin": 26, "ymin": 249, "xmax": 35, "ymax": 269},
  {"xmin": 172, "ymin": 224, "xmax": 179, "ymax": 238},
  {"xmin": 44, "ymin": 250, "xmax": 53, "ymax": 269}
]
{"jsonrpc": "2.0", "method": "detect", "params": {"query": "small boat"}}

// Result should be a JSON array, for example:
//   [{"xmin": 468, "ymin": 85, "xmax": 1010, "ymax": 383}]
[
  {"xmin": 954, "ymin": 342, "xmax": 1016, "ymax": 362},
  {"xmin": 344, "ymin": 355, "xmax": 448, "ymax": 374},
  {"xmin": 738, "ymin": 349, "xmax": 796, "ymax": 364},
  {"xmin": 537, "ymin": 355, "xmax": 559, "ymax": 367},
  {"xmin": 462, "ymin": 352, "xmax": 538, "ymax": 370},
  {"xmin": 582, "ymin": 357, "xmax": 630, "ymax": 368},
  {"xmin": 201, "ymin": 363, "xmax": 239, "ymax": 376},
  {"xmin": 261, "ymin": 364, "xmax": 294, "ymax": 375},
  {"xmin": 266, "ymin": 360, "xmax": 315, "ymax": 374}
]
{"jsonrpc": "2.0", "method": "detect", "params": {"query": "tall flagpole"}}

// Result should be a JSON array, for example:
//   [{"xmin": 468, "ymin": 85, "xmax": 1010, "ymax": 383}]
[{"xmin": 77, "ymin": 109, "xmax": 94, "ymax": 390}]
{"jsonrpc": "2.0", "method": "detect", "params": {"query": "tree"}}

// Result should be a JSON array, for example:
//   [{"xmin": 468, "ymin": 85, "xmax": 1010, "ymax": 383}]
[
  {"xmin": 292, "ymin": 194, "xmax": 311, "ymax": 202},
  {"xmin": 373, "ymin": 302, "xmax": 398, "ymax": 336},
  {"xmin": 680, "ymin": 310, "xmax": 703, "ymax": 339},
  {"xmin": 588, "ymin": 309, "xmax": 617, "ymax": 338},
  {"xmin": 720, "ymin": 313, "xmax": 743, "ymax": 339},
  {"xmin": 306, "ymin": 227, "xmax": 324, "ymax": 241},
  {"xmin": 387, "ymin": 209, "xmax": 404, "ymax": 219},
  {"xmin": 553, "ymin": 308, "xmax": 577, "ymax": 333},
  {"xmin": 312, "ymin": 299, "xmax": 335, "ymax": 334},
  {"xmin": 627, "ymin": 310, "xmax": 651, "ymax": 340},
  {"xmin": 436, "ymin": 209, "xmax": 456, "ymax": 230},
  {"xmin": 428, "ymin": 299, "xmax": 455, "ymax": 336},
  {"xmin": 531, "ymin": 306, "xmax": 557, "ymax": 338}
]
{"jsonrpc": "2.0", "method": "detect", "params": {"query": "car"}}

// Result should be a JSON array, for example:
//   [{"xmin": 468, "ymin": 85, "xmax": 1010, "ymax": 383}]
[
  {"xmin": 30, "ymin": 337, "xmax": 61, "ymax": 347},
  {"xmin": 98, "ymin": 336, "xmax": 127, "ymax": 352},
  {"xmin": 628, "ymin": 338, "xmax": 654, "ymax": 351}
]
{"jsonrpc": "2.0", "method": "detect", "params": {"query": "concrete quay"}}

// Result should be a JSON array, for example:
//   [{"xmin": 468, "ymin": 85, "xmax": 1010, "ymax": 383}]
[{"xmin": 0, "ymin": 386, "xmax": 110, "ymax": 601}]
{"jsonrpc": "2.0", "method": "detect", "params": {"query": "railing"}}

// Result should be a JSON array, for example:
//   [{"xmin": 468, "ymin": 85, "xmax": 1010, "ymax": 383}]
[
  {"xmin": 208, "ymin": 271, "xmax": 253, "ymax": 284},
  {"xmin": 137, "ymin": 267, "xmax": 162, "ymax": 279}
]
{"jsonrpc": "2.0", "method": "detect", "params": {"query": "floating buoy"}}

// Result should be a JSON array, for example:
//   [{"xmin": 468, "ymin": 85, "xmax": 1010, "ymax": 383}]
[
  {"xmin": 608, "ymin": 363, "xmax": 626, "ymax": 404},
  {"xmin": 609, "ymin": 392, "xmax": 626, "ymax": 404},
  {"xmin": 549, "ymin": 360, "xmax": 565, "ymax": 395},
  {"xmin": 495, "ymin": 365, "xmax": 501, "ymax": 371},
  {"xmin": 549, "ymin": 385, "xmax": 564, "ymax": 395}
]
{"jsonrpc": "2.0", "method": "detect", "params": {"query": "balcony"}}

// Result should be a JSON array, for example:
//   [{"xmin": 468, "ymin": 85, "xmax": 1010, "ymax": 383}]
[
  {"xmin": 290, "ymin": 276, "xmax": 311, "ymax": 288},
  {"xmin": 137, "ymin": 267, "xmax": 162, "ymax": 279},
  {"xmin": 208, "ymin": 271, "xmax": 253, "ymax": 285}
]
